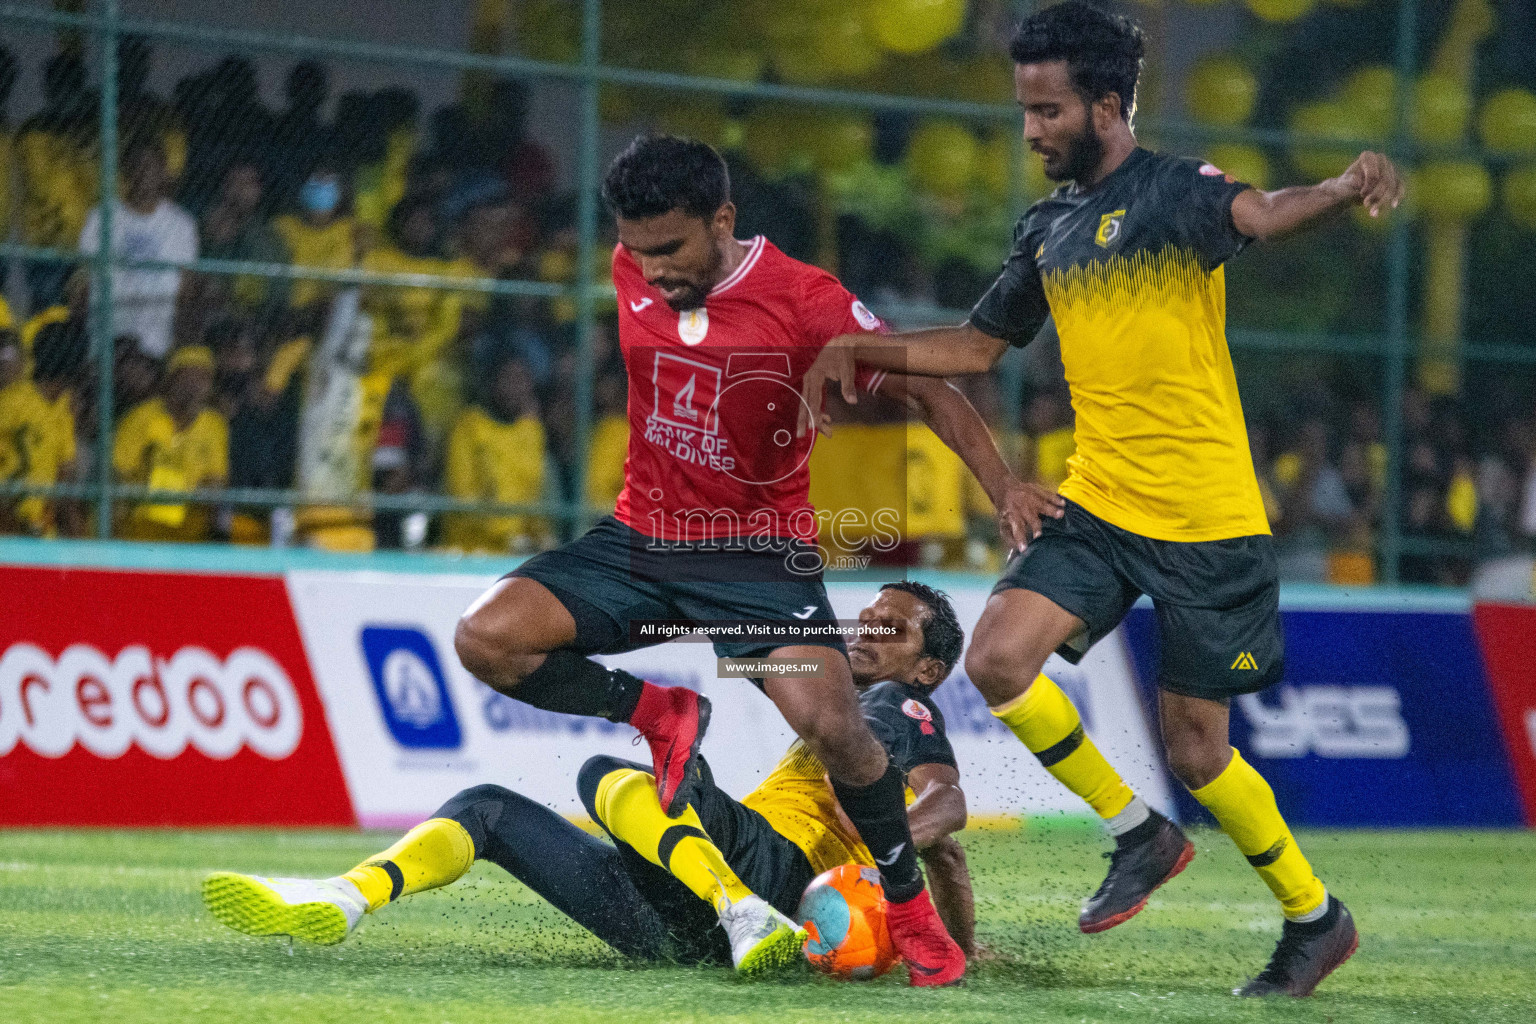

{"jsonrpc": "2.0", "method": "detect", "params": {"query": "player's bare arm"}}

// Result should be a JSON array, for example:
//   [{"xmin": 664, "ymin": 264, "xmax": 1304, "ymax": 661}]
[
  {"xmin": 797, "ymin": 324, "xmax": 1007, "ymax": 435},
  {"xmin": 1231, "ymin": 150, "xmax": 1405, "ymax": 241},
  {"xmin": 886, "ymin": 373, "xmax": 1066, "ymax": 548},
  {"xmin": 829, "ymin": 762, "xmax": 965, "ymax": 850},
  {"xmin": 831, "ymin": 759, "xmax": 973, "ymax": 952},
  {"xmin": 904, "ymin": 762, "xmax": 967, "ymax": 850},
  {"xmin": 895, "ymin": 762, "xmax": 973, "ymax": 955}
]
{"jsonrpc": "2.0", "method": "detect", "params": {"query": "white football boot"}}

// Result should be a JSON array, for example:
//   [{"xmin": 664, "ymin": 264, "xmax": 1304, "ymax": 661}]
[
  {"xmin": 719, "ymin": 894, "xmax": 807, "ymax": 975},
  {"xmin": 202, "ymin": 873, "xmax": 369, "ymax": 945}
]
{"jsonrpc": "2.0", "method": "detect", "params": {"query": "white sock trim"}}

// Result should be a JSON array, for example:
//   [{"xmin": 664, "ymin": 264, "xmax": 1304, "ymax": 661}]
[
  {"xmin": 1106, "ymin": 796, "xmax": 1151, "ymax": 837},
  {"xmin": 1286, "ymin": 891, "xmax": 1330, "ymax": 924}
]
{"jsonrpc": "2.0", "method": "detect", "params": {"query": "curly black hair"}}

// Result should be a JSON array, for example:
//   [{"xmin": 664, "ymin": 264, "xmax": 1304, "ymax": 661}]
[
  {"xmin": 1010, "ymin": 1, "xmax": 1145, "ymax": 123},
  {"xmin": 879, "ymin": 581, "xmax": 965, "ymax": 685},
  {"xmin": 601, "ymin": 134, "xmax": 730, "ymax": 222}
]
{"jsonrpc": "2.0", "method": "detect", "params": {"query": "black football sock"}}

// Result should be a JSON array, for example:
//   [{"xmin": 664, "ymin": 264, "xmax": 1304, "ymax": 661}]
[
  {"xmin": 831, "ymin": 765, "xmax": 924, "ymax": 904},
  {"xmin": 512, "ymin": 650, "xmax": 645, "ymax": 723}
]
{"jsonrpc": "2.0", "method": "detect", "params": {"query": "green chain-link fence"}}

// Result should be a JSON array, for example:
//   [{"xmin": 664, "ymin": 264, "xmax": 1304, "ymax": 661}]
[{"xmin": 0, "ymin": 0, "xmax": 1530, "ymax": 584}]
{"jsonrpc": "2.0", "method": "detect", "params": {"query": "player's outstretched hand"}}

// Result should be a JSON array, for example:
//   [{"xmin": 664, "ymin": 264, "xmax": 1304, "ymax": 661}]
[
  {"xmin": 996, "ymin": 478, "xmax": 1066, "ymax": 552},
  {"xmin": 1334, "ymin": 151, "xmax": 1404, "ymax": 218},
  {"xmin": 799, "ymin": 335, "xmax": 860, "ymax": 438}
]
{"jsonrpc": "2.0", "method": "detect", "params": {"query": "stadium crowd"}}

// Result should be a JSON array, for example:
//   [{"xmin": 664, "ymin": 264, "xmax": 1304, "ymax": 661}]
[{"xmin": 0, "ymin": 42, "xmax": 1532, "ymax": 586}]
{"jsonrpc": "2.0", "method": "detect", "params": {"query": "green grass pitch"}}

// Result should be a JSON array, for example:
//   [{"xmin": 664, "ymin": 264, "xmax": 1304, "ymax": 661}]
[{"xmin": 2, "ymin": 821, "xmax": 1533, "ymax": 1023}]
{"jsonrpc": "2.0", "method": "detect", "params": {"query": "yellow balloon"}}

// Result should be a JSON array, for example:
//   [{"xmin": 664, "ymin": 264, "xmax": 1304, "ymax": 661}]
[
  {"xmin": 1341, "ymin": 64, "xmax": 1398, "ymax": 143},
  {"xmin": 741, "ymin": 107, "xmax": 808, "ymax": 176},
  {"xmin": 1417, "ymin": 161, "xmax": 1492, "ymax": 220},
  {"xmin": 1352, "ymin": 165, "xmax": 1418, "ymax": 231},
  {"xmin": 870, "ymin": 52, "xmax": 955, "ymax": 98},
  {"xmin": 1504, "ymin": 165, "xmax": 1536, "ymax": 230},
  {"xmin": 976, "ymin": 136, "xmax": 1012, "ymax": 199},
  {"xmin": 868, "ymin": 0, "xmax": 966, "ymax": 56},
  {"xmin": 599, "ymin": 86, "xmax": 639, "ymax": 124},
  {"xmin": 1186, "ymin": 54, "xmax": 1258, "ymax": 127},
  {"xmin": 907, "ymin": 119, "xmax": 978, "ymax": 198},
  {"xmin": 1478, "ymin": 88, "xmax": 1536, "ymax": 156},
  {"xmin": 953, "ymin": 58, "xmax": 1014, "ymax": 104},
  {"xmin": 976, "ymin": 135, "xmax": 1054, "ymax": 201},
  {"xmin": 1244, "ymin": 0, "xmax": 1317, "ymax": 23},
  {"xmin": 519, "ymin": 0, "xmax": 579, "ymax": 63},
  {"xmin": 773, "ymin": 45, "xmax": 837, "ymax": 87},
  {"xmin": 805, "ymin": 113, "xmax": 875, "ymax": 174},
  {"xmin": 1289, "ymin": 100, "xmax": 1367, "ymax": 180},
  {"xmin": 1206, "ymin": 144, "xmax": 1271, "ymax": 190},
  {"xmin": 745, "ymin": 0, "xmax": 819, "ymax": 48},
  {"xmin": 1412, "ymin": 73, "xmax": 1472, "ymax": 147},
  {"xmin": 690, "ymin": 47, "xmax": 766, "ymax": 83},
  {"xmin": 811, "ymin": 9, "xmax": 884, "ymax": 80},
  {"xmin": 659, "ymin": 103, "xmax": 730, "ymax": 148}
]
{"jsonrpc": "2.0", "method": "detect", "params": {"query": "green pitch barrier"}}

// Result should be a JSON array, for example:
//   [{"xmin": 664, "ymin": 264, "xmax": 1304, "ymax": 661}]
[{"xmin": 0, "ymin": 823, "xmax": 1531, "ymax": 1024}]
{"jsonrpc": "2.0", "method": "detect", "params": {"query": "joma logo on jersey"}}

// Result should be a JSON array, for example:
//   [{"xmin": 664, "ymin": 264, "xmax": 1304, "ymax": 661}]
[
  {"xmin": 1237, "ymin": 685, "xmax": 1410, "ymax": 759},
  {"xmin": 1095, "ymin": 209, "xmax": 1127, "ymax": 247}
]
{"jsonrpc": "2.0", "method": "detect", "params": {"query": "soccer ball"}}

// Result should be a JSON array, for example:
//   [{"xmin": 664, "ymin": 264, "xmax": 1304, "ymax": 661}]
[{"xmin": 796, "ymin": 864, "xmax": 898, "ymax": 980}]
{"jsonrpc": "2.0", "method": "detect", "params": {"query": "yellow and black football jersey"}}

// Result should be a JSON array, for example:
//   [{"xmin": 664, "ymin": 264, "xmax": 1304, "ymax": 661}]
[
  {"xmin": 969, "ymin": 147, "xmax": 1268, "ymax": 543},
  {"xmin": 742, "ymin": 680, "xmax": 956, "ymax": 876}
]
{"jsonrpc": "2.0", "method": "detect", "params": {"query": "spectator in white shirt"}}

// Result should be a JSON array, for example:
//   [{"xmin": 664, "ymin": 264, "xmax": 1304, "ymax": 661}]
[{"xmin": 79, "ymin": 139, "xmax": 198, "ymax": 360}]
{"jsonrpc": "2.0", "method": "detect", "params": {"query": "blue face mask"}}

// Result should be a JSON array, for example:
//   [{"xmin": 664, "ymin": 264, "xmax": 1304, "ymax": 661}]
[{"xmin": 300, "ymin": 177, "xmax": 340, "ymax": 215}]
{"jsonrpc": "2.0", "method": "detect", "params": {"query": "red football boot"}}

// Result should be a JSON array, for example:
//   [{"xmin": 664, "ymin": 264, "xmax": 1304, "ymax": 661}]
[
  {"xmin": 885, "ymin": 887, "xmax": 966, "ymax": 987},
  {"xmin": 628, "ymin": 683, "xmax": 711, "ymax": 817}
]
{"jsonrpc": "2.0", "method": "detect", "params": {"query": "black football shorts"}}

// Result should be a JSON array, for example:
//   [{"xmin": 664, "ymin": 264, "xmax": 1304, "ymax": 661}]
[
  {"xmin": 994, "ymin": 499, "xmax": 1283, "ymax": 701},
  {"xmin": 509, "ymin": 516, "xmax": 847, "ymax": 660}
]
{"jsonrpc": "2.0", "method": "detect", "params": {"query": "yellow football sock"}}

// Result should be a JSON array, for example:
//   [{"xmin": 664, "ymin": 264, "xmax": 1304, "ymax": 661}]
[
  {"xmin": 992, "ymin": 674, "xmax": 1136, "ymax": 820},
  {"xmin": 1190, "ymin": 748, "xmax": 1327, "ymax": 919},
  {"xmin": 342, "ymin": 817, "xmax": 476, "ymax": 912},
  {"xmin": 594, "ymin": 766, "xmax": 754, "ymax": 914}
]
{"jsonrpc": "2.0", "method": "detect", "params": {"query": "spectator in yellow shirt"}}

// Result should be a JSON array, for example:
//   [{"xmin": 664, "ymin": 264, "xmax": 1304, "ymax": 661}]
[
  {"xmin": 17, "ymin": 52, "xmax": 98, "ymax": 309},
  {"xmin": 0, "ymin": 47, "xmax": 15, "ymax": 251},
  {"xmin": 0, "ymin": 324, "xmax": 82, "ymax": 536},
  {"xmin": 445, "ymin": 200, "xmax": 522, "ymax": 334},
  {"xmin": 113, "ymin": 345, "xmax": 228, "ymax": 542},
  {"xmin": 904, "ymin": 423, "xmax": 968, "ymax": 565},
  {"xmin": 1020, "ymin": 390, "xmax": 1075, "ymax": 492},
  {"xmin": 584, "ymin": 371, "xmax": 630, "ymax": 512},
  {"xmin": 272, "ymin": 168, "xmax": 357, "ymax": 314},
  {"xmin": 441, "ymin": 354, "xmax": 545, "ymax": 553},
  {"xmin": 362, "ymin": 196, "xmax": 465, "ymax": 443}
]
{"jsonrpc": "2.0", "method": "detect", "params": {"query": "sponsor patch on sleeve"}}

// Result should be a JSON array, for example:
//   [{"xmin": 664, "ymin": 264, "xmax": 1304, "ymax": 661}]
[
  {"xmin": 902, "ymin": 698, "xmax": 933, "ymax": 722},
  {"xmin": 851, "ymin": 300, "xmax": 882, "ymax": 331}
]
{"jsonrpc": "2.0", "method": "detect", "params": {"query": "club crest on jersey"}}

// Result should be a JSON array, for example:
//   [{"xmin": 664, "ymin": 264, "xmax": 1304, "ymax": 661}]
[
  {"xmin": 902, "ymin": 698, "xmax": 936, "ymax": 734},
  {"xmin": 851, "ymin": 300, "xmax": 881, "ymax": 330},
  {"xmin": 1095, "ymin": 209, "xmax": 1127, "ymax": 248},
  {"xmin": 1199, "ymin": 162, "xmax": 1237, "ymax": 183},
  {"xmin": 678, "ymin": 308, "xmax": 709, "ymax": 345}
]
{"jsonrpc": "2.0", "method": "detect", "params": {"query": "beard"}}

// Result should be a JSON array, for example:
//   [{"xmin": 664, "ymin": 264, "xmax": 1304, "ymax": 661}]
[
  {"xmin": 1046, "ymin": 118, "xmax": 1106, "ymax": 184},
  {"xmin": 657, "ymin": 241, "xmax": 725, "ymax": 311},
  {"xmin": 660, "ymin": 281, "xmax": 710, "ymax": 312}
]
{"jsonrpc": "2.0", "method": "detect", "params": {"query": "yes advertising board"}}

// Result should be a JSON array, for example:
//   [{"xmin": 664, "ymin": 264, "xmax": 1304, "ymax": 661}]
[
  {"xmin": 1124, "ymin": 601, "xmax": 1528, "ymax": 827},
  {"xmin": 0, "ymin": 566, "xmax": 353, "ymax": 826},
  {"xmin": 283, "ymin": 571, "xmax": 1173, "ymax": 828}
]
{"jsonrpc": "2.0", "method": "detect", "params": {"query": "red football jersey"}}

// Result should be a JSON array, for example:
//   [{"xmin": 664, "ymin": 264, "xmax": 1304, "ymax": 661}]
[{"xmin": 612, "ymin": 235, "xmax": 886, "ymax": 543}]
